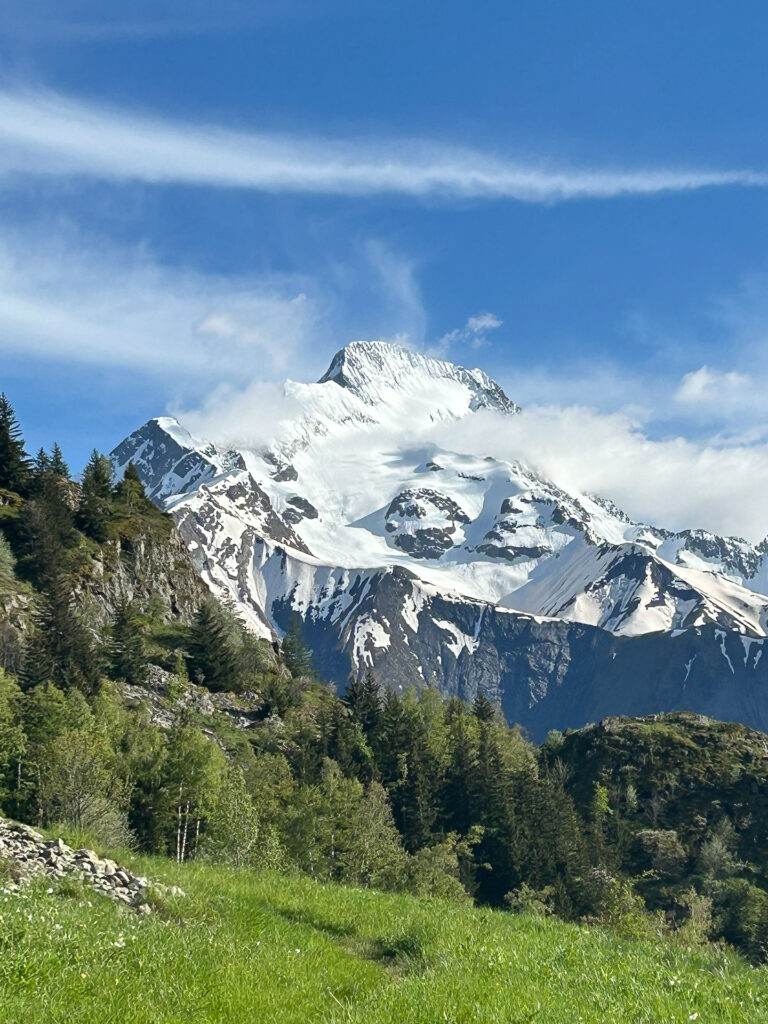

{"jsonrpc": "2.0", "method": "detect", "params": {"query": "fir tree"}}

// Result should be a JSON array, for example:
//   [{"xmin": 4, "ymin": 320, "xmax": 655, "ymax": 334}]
[
  {"xmin": 29, "ymin": 575, "xmax": 101, "ymax": 695},
  {"xmin": 377, "ymin": 692, "xmax": 440, "ymax": 852},
  {"xmin": 473, "ymin": 691, "xmax": 498, "ymax": 723},
  {"xmin": 17, "ymin": 501, "xmax": 63, "ymax": 588},
  {"xmin": 114, "ymin": 460, "xmax": 149, "ymax": 511},
  {"xmin": 110, "ymin": 598, "xmax": 148, "ymax": 686},
  {"xmin": 17, "ymin": 491, "xmax": 77, "ymax": 587},
  {"xmin": 33, "ymin": 447, "xmax": 51, "ymax": 479},
  {"xmin": 281, "ymin": 616, "xmax": 315, "ymax": 678},
  {"xmin": 187, "ymin": 600, "xmax": 240, "ymax": 692},
  {"xmin": 323, "ymin": 700, "xmax": 374, "ymax": 782},
  {"xmin": 49, "ymin": 442, "xmax": 70, "ymax": 479},
  {"xmin": 441, "ymin": 699, "xmax": 478, "ymax": 835},
  {"xmin": 18, "ymin": 627, "xmax": 54, "ymax": 692},
  {"xmin": 0, "ymin": 393, "xmax": 30, "ymax": 494},
  {"xmin": 77, "ymin": 450, "xmax": 113, "ymax": 542},
  {"xmin": 343, "ymin": 671, "xmax": 382, "ymax": 742},
  {"xmin": 469, "ymin": 712, "xmax": 518, "ymax": 902}
]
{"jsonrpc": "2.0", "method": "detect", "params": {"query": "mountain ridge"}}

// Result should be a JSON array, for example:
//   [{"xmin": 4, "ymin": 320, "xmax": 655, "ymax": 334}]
[{"xmin": 111, "ymin": 340, "xmax": 768, "ymax": 735}]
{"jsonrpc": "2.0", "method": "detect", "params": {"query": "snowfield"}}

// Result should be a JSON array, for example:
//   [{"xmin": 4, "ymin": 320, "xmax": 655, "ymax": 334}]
[{"xmin": 111, "ymin": 340, "xmax": 768, "ymax": 736}]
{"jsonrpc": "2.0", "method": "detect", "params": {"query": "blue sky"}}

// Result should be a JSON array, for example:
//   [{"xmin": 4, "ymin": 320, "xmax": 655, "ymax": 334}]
[{"xmin": 1, "ymin": 1, "xmax": 768, "ymax": 536}]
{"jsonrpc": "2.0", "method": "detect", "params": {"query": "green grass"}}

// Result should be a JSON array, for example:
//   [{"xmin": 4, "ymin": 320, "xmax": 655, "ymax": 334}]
[{"xmin": 1, "ymin": 855, "xmax": 767, "ymax": 1024}]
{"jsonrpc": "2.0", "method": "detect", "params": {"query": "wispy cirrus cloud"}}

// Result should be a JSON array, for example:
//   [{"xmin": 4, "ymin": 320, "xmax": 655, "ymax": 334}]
[
  {"xmin": 0, "ymin": 221, "xmax": 431, "ymax": 388},
  {"xmin": 0, "ymin": 88, "xmax": 766, "ymax": 202},
  {"xmin": 433, "ymin": 311, "xmax": 502, "ymax": 356}
]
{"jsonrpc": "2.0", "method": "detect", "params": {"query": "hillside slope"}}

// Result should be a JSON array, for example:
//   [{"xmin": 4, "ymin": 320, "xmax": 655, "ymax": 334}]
[{"xmin": 2, "ymin": 858, "xmax": 766, "ymax": 1024}]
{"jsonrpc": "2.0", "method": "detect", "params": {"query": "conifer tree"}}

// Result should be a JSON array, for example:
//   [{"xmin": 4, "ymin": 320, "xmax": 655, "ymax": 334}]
[
  {"xmin": 470, "ymin": 712, "xmax": 518, "ymax": 902},
  {"xmin": 18, "ymin": 494, "xmax": 76, "ymax": 587},
  {"xmin": 77, "ymin": 450, "xmax": 113, "ymax": 542},
  {"xmin": 441, "ymin": 699, "xmax": 478, "ymax": 835},
  {"xmin": 49, "ymin": 442, "xmax": 69, "ymax": 479},
  {"xmin": 0, "ymin": 393, "xmax": 30, "ymax": 494},
  {"xmin": 378, "ymin": 692, "xmax": 440, "ymax": 851},
  {"xmin": 18, "ymin": 627, "xmax": 54, "ymax": 692},
  {"xmin": 473, "ymin": 690, "xmax": 497, "ymax": 723},
  {"xmin": 30, "ymin": 576, "xmax": 101, "ymax": 695},
  {"xmin": 114, "ymin": 460, "xmax": 149, "ymax": 511},
  {"xmin": 33, "ymin": 447, "xmax": 51, "ymax": 479},
  {"xmin": 343, "ymin": 671, "xmax": 382, "ymax": 742},
  {"xmin": 323, "ymin": 700, "xmax": 374, "ymax": 782},
  {"xmin": 281, "ymin": 616, "xmax": 314, "ymax": 678},
  {"xmin": 110, "ymin": 598, "xmax": 148, "ymax": 686},
  {"xmin": 187, "ymin": 599, "xmax": 240, "ymax": 691}
]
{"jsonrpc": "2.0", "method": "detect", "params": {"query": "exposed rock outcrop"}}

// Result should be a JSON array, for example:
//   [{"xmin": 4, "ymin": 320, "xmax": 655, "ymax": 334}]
[
  {"xmin": 80, "ymin": 525, "xmax": 209, "ymax": 626},
  {"xmin": 0, "ymin": 817, "xmax": 183, "ymax": 912}
]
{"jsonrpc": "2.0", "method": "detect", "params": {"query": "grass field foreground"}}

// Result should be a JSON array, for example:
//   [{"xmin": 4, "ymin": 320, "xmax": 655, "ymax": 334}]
[{"xmin": 0, "ymin": 854, "xmax": 767, "ymax": 1023}]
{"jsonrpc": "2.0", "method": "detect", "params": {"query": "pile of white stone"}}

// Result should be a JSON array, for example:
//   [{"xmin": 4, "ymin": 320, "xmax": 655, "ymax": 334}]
[{"xmin": 0, "ymin": 817, "xmax": 182, "ymax": 913}]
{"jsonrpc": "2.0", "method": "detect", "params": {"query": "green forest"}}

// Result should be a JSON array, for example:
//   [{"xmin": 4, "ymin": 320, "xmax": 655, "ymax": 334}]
[{"xmin": 3, "ymin": 392, "xmax": 768, "ymax": 963}]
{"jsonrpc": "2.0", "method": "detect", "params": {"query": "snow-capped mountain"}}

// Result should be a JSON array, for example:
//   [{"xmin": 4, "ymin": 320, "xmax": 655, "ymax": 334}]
[{"xmin": 112, "ymin": 340, "xmax": 768, "ymax": 738}]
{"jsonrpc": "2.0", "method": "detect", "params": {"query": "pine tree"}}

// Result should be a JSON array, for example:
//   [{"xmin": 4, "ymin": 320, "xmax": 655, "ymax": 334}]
[
  {"xmin": 18, "ymin": 627, "xmax": 54, "ymax": 692},
  {"xmin": 343, "ymin": 671, "xmax": 382, "ymax": 742},
  {"xmin": 0, "ymin": 393, "xmax": 30, "ymax": 494},
  {"xmin": 114, "ymin": 461, "xmax": 149, "ymax": 511},
  {"xmin": 441, "ymin": 699, "xmax": 478, "ymax": 835},
  {"xmin": 187, "ymin": 600, "xmax": 240, "ymax": 691},
  {"xmin": 77, "ymin": 450, "xmax": 113, "ymax": 542},
  {"xmin": 30, "ymin": 575, "xmax": 101, "ymax": 695},
  {"xmin": 110, "ymin": 598, "xmax": 148, "ymax": 686},
  {"xmin": 473, "ymin": 691, "xmax": 497, "ymax": 723},
  {"xmin": 17, "ymin": 494, "xmax": 76, "ymax": 587},
  {"xmin": 281, "ymin": 616, "xmax": 315, "ymax": 678},
  {"xmin": 49, "ymin": 443, "xmax": 70, "ymax": 479},
  {"xmin": 377, "ymin": 692, "xmax": 440, "ymax": 852},
  {"xmin": 33, "ymin": 447, "xmax": 51, "ymax": 479}
]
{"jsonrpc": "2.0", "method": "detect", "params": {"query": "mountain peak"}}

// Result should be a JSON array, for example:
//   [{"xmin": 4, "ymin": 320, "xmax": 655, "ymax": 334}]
[{"xmin": 318, "ymin": 340, "xmax": 519, "ymax": 414}]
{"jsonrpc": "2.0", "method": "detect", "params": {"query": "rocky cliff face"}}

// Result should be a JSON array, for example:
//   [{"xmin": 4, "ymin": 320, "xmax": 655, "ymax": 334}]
[{"xmin": 80, "ymin": 524, "xmax": 209, "ymax": 626}]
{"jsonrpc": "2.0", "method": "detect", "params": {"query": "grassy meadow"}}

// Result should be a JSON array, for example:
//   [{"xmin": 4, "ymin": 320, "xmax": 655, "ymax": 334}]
[{"xmin": 0, "ymin": 852, "xmax": 766, "ymax": 1024}]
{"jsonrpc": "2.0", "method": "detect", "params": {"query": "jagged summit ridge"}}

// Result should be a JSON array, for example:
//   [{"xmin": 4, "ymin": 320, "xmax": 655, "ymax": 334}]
[
  {"xmin": 111, "ymin": 339, "xmax": 768, "ymax": 737},
  {"xmin": 318, "ymin": 340, "xmax": 520, "ymax": 415}
]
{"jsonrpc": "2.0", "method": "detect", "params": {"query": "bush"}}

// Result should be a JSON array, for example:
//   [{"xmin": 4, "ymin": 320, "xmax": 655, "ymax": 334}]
[{"xmin": 505, "ymin": 882, "xmax": 555, "ymax": 917}]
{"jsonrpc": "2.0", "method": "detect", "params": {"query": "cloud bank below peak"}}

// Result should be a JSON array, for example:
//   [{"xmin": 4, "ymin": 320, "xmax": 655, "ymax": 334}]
[{"xmin": 1, "ymin": 88, "xmax": 767, "ymax": 202}]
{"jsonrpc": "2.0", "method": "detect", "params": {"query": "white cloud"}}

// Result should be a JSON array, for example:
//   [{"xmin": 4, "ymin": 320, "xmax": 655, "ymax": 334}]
[
  {"xmin": 0, "ymin": 88, "xmax": 766, "ymax": 202},
  {"xmin": 0, "ymin": 223, "xmax": 428, "ymax": 389},
  {"xmin": 676, "ymin": 365, "xmax": 752, "ymax": 405},
  {"xmin": 196, "ymin": 305, "xmax": 309, "ymax": 372},
  {"xmin": 0, "ymin": 229, "xmax": 319, "ymax": 380},
  {"xmin": 428, "ymin": 405, "xmax": 768, "ymax": 543},
  {"xmin": 173, "ymin": 379, "xmax": 301, "ymax": 451},
  {"xmin": 434, "ymin": 311, "xmax": 502, "ymax": 356},
  {"xmin": 173, "ymin": 335, "xmax": 768, "ymax": 543}
]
